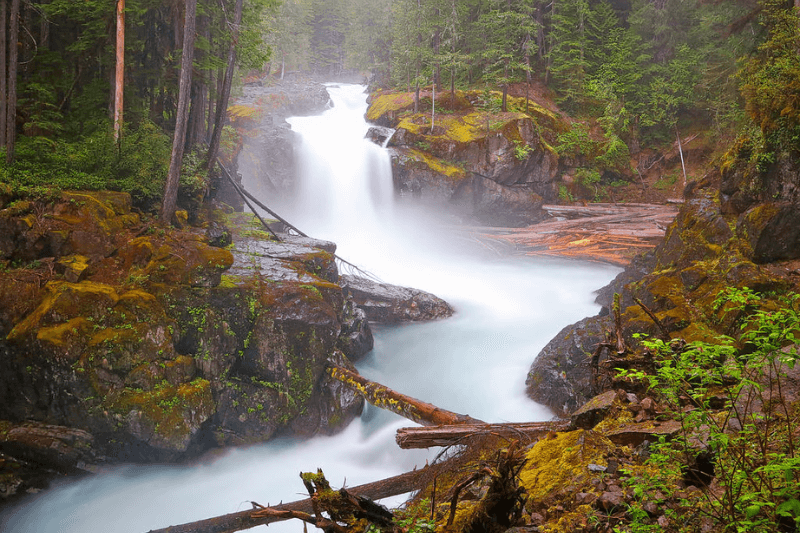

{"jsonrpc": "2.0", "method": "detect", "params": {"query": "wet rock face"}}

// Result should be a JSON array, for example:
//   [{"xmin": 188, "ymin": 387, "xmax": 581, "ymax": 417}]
[
  {"xmin": 526, "ymin": 315, "xmax": 612, "ymax": 418},
  {"xmin": 340, "ymin": 275, "xmax": 454, "ymax": 324},
  {"xmin": 0, "ymin": 192, "xmax": 367, "ymax": 462},
  {"xmin": 369, "ymin": 90, "xmax": 563, "ymax": 227},
  {"xmin": 233, "ymin": 81, "xmax": 333, "ymax": 201}
]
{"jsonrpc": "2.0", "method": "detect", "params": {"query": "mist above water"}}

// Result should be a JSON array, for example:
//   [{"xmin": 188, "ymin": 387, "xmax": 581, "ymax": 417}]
[{"xmin": 0, "ymin": 84, "xmax": 619, "ymax": 533}]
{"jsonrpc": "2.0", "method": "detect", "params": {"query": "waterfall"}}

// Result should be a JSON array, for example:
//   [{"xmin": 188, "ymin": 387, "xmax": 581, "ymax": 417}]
[{"xmin": 0, "ymin": 84, "xmax": 619, "ymax": 533}]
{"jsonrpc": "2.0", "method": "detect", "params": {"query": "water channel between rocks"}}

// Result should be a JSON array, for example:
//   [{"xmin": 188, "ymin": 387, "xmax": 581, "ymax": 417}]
[{"xmin": 0, "ymin": 84, "xmax": 619, "ymax": 533}]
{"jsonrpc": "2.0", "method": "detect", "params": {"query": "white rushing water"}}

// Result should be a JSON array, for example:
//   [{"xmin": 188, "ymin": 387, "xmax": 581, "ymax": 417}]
[{"xmin": 0, "ymin": 84, "xmax": 619, "ymax": 533}]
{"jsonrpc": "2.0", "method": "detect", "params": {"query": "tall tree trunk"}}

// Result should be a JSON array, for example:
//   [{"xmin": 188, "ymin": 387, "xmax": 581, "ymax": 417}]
[
  {"xmin": 5, "ymin": 0, "xmax": 20, "ymax": 164},
  {"xmin": 161, "ymin": 0, "xmax": 197, "ymax": 223},
  {"xmin": 113, "ymin": 0, "xmax": 124, "ymax": 142},
  {"xmin": 1, "ymin": 0, "xmax": 8, "ymax": 150},
  {"xmin": 205, "ymin": 0, "xmax": 244, "ymax": 172},
  {"xmin": 414, "ymin": 0, "xmax": 421, "ymax": 113}
]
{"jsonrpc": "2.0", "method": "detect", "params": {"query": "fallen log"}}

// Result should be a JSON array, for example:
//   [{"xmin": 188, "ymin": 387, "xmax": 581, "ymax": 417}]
[
  {"xmin": 327, "ymin": 366, "xmax": 483, "ymax": 426},
  {"xmin": 145, "ymin": 467, "xmax": 429, "ymax": 533},
  {"xmin": 395, "ymin": 421, "xmax": 570, "ymax": 449}
]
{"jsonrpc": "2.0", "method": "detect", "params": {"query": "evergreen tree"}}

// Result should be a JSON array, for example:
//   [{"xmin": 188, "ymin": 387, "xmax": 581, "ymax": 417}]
[{"xmin": 548, "ymin": 0, "xmax": 591, "ymax": 109}]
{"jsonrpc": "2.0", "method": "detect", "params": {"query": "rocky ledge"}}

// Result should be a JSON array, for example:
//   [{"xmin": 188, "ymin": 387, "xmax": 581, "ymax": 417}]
[
  {"xmin": 0, "ymin": 189, "xmax": 376, "ymax": 502},
  {"xmin": 366, "ymin": 89, "xmax": 563, "ymax": 227},
  {"xmin": 341, "ymin": 274, "xmax": 454, "ymax": 324},
  {"xmin": 527, "ymin": 149, "xmax": 800, "ymax": 415}
]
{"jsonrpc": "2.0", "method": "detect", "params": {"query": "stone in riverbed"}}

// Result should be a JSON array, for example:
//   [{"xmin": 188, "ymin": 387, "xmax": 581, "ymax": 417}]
[{"xmin": 340, "ymin": 274, "xmax": 454, "ymax": 323}]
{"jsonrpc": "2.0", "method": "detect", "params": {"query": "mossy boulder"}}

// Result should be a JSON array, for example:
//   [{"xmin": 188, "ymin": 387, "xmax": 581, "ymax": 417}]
[
  {"xmin": 736, "ymin": 202, "xmax": 800, "ymax": 263},
  {"xmin": 526, "ymin": 315, "xmax": 613, "ymax": 417},
  {"xmin": 368, "ymin": 90, "xmax": 563, "ymax": 226}
]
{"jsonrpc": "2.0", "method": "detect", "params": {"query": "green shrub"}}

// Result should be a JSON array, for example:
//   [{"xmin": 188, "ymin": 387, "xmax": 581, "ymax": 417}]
[{"xmin": 618, "ymin": 288, "xmax": 800, "ymax": 532}]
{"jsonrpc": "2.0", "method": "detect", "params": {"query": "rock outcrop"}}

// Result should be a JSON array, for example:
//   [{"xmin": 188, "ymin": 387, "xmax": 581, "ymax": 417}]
[
  {"xmin": 367, "ymin": 90, "xmax": 563, "ymax": 226},
  {"xmin": 527, "ymin": 161, "xmax": 797, "ymax": 414},
  {"xmin": 0, "ymin": 191, "xmax": 369, "ymax": 469},
  {"xmin": 340, "ymin": 275, "xmax": 454, "ymax": 324}
]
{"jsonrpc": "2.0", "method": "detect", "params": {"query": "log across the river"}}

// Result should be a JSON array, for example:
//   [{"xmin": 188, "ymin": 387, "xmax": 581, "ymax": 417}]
[
  {"xmin": 327, "ymin": 365, "xmax": 484, "ymax": 426},
  {"xmin": 395, "ymin": 420, "xmax": 571, "ymax": 449},
  {"xmin": 145, "ymin": 467, "xmax": 429, "ymax": 533}
]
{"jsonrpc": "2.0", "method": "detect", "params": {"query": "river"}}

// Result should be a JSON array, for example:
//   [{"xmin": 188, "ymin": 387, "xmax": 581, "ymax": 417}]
[{"xmin": 0, "ymin": 84, "xmax": 619, "ymax": 532}]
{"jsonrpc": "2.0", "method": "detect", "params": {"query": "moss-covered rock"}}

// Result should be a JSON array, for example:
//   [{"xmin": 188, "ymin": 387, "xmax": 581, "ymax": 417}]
[
  {"xmin": 0, "ymin": 193, "xmax": 367, "ymax": 462},
  {"xmin": 368, "ymin": 89, "xmax": 563, "ymax": 226}
]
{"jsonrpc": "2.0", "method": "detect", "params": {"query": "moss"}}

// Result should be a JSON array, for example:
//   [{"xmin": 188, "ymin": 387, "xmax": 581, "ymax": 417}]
[
  {"xmin": 108, "ymin": 377, "xmax": 213, "ymax": 445},
  {"xmin": 519, "ymin": 430, "xmax": 613, "ymax": 501},
  {"xmin": 366, "ymin": 92, "xmax": 416, "ymax": 123},
  {"xmin": 407, "ymin": 149, "xmax": 466, "ymax": 179},
  {"xmin": 36, "ymin": 317, "xmax": 92, "ymax": 352},
  {"xmin": 7, "ymin": 281, "xmax": 120, "ymax": 342}
]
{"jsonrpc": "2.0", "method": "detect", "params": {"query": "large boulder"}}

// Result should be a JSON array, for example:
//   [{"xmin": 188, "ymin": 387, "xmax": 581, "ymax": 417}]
[
  {"xmin": 369, "ymin": 90, "xmax": 563, "ymax": 226},
  {"xmin": 526, "ymin": 315, "xmax": 613, "ymax": 418}
]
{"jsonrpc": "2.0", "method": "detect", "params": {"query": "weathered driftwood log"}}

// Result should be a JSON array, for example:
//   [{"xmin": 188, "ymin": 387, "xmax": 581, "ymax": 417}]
[
  {"xmin": 395, "ymin": 421, "xmax": 570, "ymax": 449},
  {"xmin": 144, "ymin": 467, "xmax": 428, "ymax": 533},
  {"xmin": 327, "ymin": 366, "xmax": 483, "ymax": 426}
]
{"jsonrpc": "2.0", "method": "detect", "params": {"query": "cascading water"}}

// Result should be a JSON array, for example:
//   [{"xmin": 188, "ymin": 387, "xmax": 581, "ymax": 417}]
[{"xmin": 0, "ymin": 84, "xmax": 619, "ymax": 533}]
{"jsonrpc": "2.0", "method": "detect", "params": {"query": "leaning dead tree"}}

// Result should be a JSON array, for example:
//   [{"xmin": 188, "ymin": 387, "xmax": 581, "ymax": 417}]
[
  {"xmin": 145, "ymin": 467, "xmax": 431, "ymax": 533},
  {"xmin": 396, "ymin": 420, "xmax": 570, "ymax": 449},
  {"xmin": 327, "ymin": 365, "xmax": 484, "ymax": 426}
]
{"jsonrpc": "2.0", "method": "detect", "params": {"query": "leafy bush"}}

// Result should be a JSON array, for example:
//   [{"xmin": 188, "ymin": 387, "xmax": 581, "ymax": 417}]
[
  {"xmin": 619, "ymin": 288, "xmax": 800, "ymax": 532},
  {"xmin": 1, "ymin": 121, "xmax": 171, "ymax": 210}
]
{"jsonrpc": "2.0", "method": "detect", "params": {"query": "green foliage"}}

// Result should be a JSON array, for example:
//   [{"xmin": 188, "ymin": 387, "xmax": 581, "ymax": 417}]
[
  {"xmin": 555, "ymin": 123, "xmax": 594, "ymax": 159},
  {"xmin": 619, "ymin": 288, "xmax": 800, "ymax": 532},
  {"xmin": 739, "ymin": 0, "xmax": 800, "ymax": 153},
  {"xmin": 514, "ymin": 141, "xmax": 533, "ymax": 161},
  {"xmin": 2, "ymin": 121, "xmax": 171, "ymax": 209}
]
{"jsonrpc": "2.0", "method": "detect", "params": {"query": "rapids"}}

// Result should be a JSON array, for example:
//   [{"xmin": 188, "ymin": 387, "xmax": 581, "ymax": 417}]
[{"xmin": 0, "ymin": 84, "xmax": 619, "ymax": 532}]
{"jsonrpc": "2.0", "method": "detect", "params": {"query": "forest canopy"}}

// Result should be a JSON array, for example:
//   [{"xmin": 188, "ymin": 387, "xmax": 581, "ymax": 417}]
[{"xmin": 1, "ymin": 0, "xmax": 799, "ymax": 212}]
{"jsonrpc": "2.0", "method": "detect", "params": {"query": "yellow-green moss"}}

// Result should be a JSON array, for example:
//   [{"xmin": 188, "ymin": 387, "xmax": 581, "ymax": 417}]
[
  {"xmin": 366, "ymin": 92, "xmax": 415, "ymax": 122},
  {"xmin": 8, "ymin": 281, "xmax": 120, "ymax": 342},
  {"xmin": 519, "ymin": 430, "xmax": 613, "ymax": 500},
  {"xmin": 36, "ymin": 317, "xmax": 92, "ymax": 350},
  {"xmin": 407, "ymin": 149, "xmax": 466, "ymax": 179}
]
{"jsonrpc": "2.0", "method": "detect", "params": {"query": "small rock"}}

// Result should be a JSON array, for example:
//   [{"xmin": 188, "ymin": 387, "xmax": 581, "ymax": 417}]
[
  {"xmin": 588, "ymin": 463, "xmax": 607, "ymax": 473},
  {"xmin": 657, "ymin": 515, "xmax": 670, "ymax": 528},
  {"xmin": 598, "ymin": 491, "xmax": 624, "ymax": 511},
  {"xmin": 575, "ymin": 492, "xmax": 597, "ymax": 505},
  {"xmin": 206, "ymin": 221, "xmax": 232, "ymax": 248},
  {"xmin": 56, "ymin": 254, "xmax": 89, "ymax": 283},
  {"xmin": 571, "ymin": 390, "xmax": 618, "ymax": 429},
  {"xmin": 529, "ymin": 512, "xmax": 545, "ymax": 525},
  {"xmin": 641, "ymin": 397, "xmax": 656, "ymax": 412},
  {"xmin": 643, "ymin": 502, "xmax": 659, "ymax": 516},
  {"xmin": 606, "ymin": 459, "xmax": 619, "ymax": 475}
]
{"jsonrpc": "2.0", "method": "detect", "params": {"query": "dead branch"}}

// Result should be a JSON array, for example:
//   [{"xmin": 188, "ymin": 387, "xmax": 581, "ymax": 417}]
[
  {"xmin": 144, "ymin": 467, "xmax": 429, "ymax": 533},
  {"xmin": 613, "ymin": 293, "xmax": 626, "ymax": 355},
  {"xmin": 327, "ymin": 366, "xmax": 484, "ymax": 426},
  {"xmin": 633, "ymin": 296, "xmax": 671, "ymax": 341}
]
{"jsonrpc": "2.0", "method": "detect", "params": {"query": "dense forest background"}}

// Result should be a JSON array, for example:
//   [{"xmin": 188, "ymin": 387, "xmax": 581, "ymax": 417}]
[{"xmin": 0, "ymin": 0, "xmax": 799, "ymax": 212}]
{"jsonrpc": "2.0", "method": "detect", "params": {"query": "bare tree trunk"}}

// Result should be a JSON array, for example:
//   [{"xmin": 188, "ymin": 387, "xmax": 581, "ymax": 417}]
[
  {"xmin": 113, "ymin": 0, "xmax": 124, "ymax": 142},
  {"xmin": 5, "ymin": 0, "xmax": 20, "ymax": 164},
  {"xmin": 160, "ymin": 0, "xmax": 197, "ymax": 223},
  {"xmin": 1, "ymin": 0, "xmax": 8, "ymax": 150},
  {"xmin": 396, "ymin": 421, "xmax": 570, "ymax": 449},
  {"xmin": 206, "ymin": 0, "xmax": 244, "ymax": 172}
]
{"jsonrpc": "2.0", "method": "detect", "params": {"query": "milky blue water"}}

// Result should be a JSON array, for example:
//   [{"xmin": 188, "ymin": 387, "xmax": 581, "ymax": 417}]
[{"xmin": 0, "ymin": 84, "xmax": 618, "ymax": 533}]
